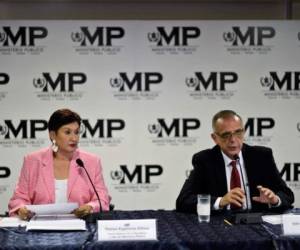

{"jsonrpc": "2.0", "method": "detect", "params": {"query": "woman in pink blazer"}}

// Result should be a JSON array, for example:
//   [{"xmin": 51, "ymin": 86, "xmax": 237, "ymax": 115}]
[{"xmin": 8, "ymin": 109, "xmax": 111, "ymax": 219}]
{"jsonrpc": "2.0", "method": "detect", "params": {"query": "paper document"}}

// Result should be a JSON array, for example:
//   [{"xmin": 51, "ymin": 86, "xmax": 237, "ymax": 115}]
[
  {"xmin": 26, "ymin": 219, "xmax": 86, "ymax": 231},
  {"xmin": 262, "ymin": 214, "xmax": 282, "ymax": 225},
  {"xmin": 32, "ymin": 213, "xmax": 77, "ymax": 221},
  {"xmin": 0, "ymin": 217, "xmax": 28, "ymax": 227},
  {"xmin": 26, "ymin": 203, "xmax": 78, "ymax": 215}
]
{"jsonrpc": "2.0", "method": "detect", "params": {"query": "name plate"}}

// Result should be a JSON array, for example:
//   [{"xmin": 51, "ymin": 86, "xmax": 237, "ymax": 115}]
[
  {"xmin": 282, "ymin": 214, "xmax": 300, "ymax": 235},
  {"xmin": 98, "ymin": 219, "xmax": 157, "ymax": 241}
]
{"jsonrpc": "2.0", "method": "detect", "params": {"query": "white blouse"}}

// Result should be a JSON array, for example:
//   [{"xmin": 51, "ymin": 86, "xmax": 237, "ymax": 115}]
[{"xmin": 55, "ymin": 179, "xmax": 68, "ymax": 203}]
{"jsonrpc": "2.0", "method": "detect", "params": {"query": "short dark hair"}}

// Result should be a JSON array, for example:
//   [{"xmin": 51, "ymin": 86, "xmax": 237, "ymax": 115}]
[
  {"xmin": 48, "ymin": 108, "xmax": 81, "ymax": 132},
  {"xmin": 212, "ymin": 110, "xmax": 243, "ymax": 131}
]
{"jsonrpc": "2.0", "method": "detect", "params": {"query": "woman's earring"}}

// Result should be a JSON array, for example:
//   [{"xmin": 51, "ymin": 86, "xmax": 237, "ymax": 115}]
[{"xmin": 51, "ymin": 139, "xmax": 58, "ymax": 153}]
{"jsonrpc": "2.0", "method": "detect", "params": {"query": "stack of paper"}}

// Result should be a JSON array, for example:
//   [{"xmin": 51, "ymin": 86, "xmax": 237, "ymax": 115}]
[
  {"xmin": 26, "ymin": 218, "xmax": 86, "ymax": 231},
  {"xmin": 0, "ymin": 203, "xmax": 86, "ymax": 231},
  {"xmin": 32, "ymin": 213, "xmax": 77, "ymax": 221},
  {"xmin": 0, "ymin": 217, "xmax": 28, "ymax": 227}
]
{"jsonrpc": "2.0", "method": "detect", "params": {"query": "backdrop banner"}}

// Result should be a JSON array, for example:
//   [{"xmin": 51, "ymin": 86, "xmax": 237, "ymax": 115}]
[{"xmin": 0, "ymin": 20, "xmax": 299, "ymax": 213}]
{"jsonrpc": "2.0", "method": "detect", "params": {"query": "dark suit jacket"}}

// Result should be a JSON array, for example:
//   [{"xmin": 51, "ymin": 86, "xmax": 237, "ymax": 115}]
[{"xmin": 176, "ymin": 144, "xmax": 294, "ymax": 214}]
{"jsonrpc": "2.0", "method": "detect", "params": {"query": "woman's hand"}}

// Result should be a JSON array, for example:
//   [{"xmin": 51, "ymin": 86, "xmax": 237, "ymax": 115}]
[
  {"xmin": 73, "ymin": 204, "xmax": 93, "ymax": 218},
  {"xmin": 18, "ymin": 207, "xmax": 34, "ymax": 221}
]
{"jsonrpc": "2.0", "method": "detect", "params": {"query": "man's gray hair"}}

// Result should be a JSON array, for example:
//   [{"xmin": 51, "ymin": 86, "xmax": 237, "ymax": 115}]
[{"xmin": 212, "ymin": 110, "xmax": 243, "ymax": 131}]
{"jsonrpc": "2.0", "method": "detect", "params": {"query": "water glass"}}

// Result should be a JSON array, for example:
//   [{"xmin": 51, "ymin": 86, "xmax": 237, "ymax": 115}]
[{"xmin": 197, "ymin": 194, "xmax": 210, "ymax": 223}]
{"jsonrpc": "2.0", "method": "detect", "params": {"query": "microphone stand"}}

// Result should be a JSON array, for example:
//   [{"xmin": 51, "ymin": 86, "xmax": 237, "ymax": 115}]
[
  {"xmin": 235, "ymin": 155, "xmax": 249, "ymax": 211},
  {"xmin": 231, "ymin": 155, "xmax": 262, "ymax": 224},
  {"xmin": 76, "ymin": 159, "xmax": 112, "ymax": 223}
]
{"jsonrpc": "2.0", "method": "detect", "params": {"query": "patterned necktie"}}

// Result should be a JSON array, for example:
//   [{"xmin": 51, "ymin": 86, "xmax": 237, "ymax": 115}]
[
  {"xmin": 230, "ymin": 160, "xmax": 241, "ymax": 209},
  {"xmin": 230, "ymin": 160, "xmax": 241, "ymax": 189}
]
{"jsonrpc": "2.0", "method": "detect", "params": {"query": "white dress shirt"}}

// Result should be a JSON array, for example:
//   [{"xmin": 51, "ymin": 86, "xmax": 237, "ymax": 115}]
[{"xmin": 213, "ymin": 151, "xmax": 252, "ymax": 210}]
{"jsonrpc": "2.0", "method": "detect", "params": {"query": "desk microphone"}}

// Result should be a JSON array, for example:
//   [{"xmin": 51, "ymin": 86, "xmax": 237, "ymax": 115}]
[
  {"xmin": 76, "ymin": 158, "xmax": 103, "ymax": 221},
  {"xmin": 233, "ymin": 155, "xmax": 249, "ymax": 211},
  {"xmin": 231, "ymin": 155, "xmax": 262, "ymax": 224}
]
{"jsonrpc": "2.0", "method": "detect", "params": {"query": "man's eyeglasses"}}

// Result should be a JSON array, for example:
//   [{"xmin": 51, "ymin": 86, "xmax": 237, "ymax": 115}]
[{"xmin": 215, "ymin": 128, "xmax": 244, "ymax": 140}]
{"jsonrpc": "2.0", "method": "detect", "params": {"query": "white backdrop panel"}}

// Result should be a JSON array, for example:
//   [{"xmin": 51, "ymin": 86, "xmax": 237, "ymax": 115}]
[{"xmin": 0, "ymin": 20, "xmax": 299, "ymax": 213}]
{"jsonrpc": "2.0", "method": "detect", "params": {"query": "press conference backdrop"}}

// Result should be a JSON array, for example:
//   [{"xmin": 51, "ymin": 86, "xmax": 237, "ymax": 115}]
[{"xmin": 0, "ymin": 20, "xmax": 299, "ymax": 214}]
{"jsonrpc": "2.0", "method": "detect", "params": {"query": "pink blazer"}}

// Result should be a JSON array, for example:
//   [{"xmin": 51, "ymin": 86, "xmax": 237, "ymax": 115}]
[{"xmin": 8, "ymin": 147, "xmax": 111, "ymax": 216}]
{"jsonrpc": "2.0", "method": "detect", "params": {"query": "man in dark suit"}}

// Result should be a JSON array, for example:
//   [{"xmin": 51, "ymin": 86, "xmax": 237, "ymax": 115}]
[{"xmin": 176, "ymin": 110, "xmax": 294, "ymax": 213}]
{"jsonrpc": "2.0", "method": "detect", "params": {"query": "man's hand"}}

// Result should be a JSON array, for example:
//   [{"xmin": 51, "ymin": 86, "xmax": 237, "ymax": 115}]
[
  {"xmin": 18, "ymin": 207, "xmax": 34, "ymax": 221},
  {"xmin": 73, "ymin": 204, "xmax": 93, "ymax": 218},
  {"xmin": 220, "ymin": 187, "xmax": 245, "ymax": 208},
  {"xmin": 252, "ymin": 185, "xmax": 279, "ymax": 205}
]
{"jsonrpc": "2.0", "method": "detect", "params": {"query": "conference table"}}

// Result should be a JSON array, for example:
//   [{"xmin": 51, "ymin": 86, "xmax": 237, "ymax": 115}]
[{"xmin": 1, "ymin": 210, "xmax": 300, "ymax": 250}]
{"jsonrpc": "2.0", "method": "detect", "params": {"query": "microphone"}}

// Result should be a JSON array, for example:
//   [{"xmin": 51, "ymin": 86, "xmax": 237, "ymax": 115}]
[
  {"xmin": 76, "ymin": 158, "xmax": 104, "ymax": 222},
  {"xmin": 233, "ymin": 155, "xmax": 249, "ymax": 211},
  {"xmin": 230, "ymin": 155, "xmax": 262, "ymax": 224}
]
